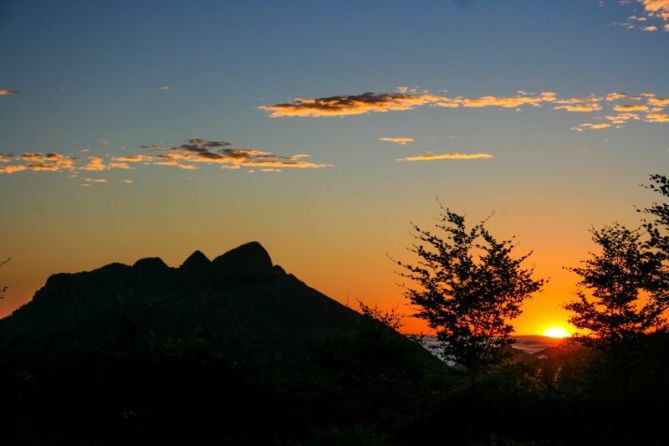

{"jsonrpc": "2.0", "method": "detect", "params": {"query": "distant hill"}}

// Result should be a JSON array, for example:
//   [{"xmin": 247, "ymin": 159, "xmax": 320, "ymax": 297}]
[{"xmin": 0, "ymin": 242, "xmax": 374, "ymax": 360}]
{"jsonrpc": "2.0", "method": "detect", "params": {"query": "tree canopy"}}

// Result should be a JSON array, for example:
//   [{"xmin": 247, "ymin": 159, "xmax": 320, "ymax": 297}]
[
  {"xmin": 397, "ymin": 207, "xmax": 544, "ymax": 372},
  {"xmin": 565, "ymin": 223, "xmax": 667, "ymax": 349}
]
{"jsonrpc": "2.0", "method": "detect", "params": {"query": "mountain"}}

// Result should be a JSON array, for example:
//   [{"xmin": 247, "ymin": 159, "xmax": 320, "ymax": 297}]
[{"xmin": 0, "ymin": 241, "xmax": 368, "ymax": 360}]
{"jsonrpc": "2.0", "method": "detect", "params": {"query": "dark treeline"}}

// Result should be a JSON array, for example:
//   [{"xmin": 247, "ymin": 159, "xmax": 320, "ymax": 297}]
[{"xmin": 2, "ymin": 315, "xmax": 669, "ymax": 445}]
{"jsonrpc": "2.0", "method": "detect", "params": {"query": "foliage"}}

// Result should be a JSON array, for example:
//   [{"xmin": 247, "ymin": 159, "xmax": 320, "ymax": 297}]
[
  {"xmin": 397, "ymin": 206, "xmax": 544, "ymax": 372},
  {"xmin": 642, "ymin": 174, "xmax": 669, "ymax": 256},
  {"xmin": 358, "ymin": 301, "xmax": 403, "ymax": 331},
  {"xmin": 0, "ymin": 257, "xmax": 9, "ymax": 299},
  {"xmin": 565, "ymin": 223, "xmax": 667, "ymax": 349}
]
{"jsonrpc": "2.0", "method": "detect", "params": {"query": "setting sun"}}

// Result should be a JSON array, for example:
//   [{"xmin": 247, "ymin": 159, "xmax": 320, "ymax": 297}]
[{"xmin": 543, "ymin": 327, "xmax": 571, "ymax": 338}]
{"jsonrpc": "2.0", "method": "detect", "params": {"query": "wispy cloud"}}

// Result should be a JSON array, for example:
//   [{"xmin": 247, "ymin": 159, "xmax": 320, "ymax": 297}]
[
  {"xmin": 397, "ymin": 152, "xmax": 493, "ymax": 162},
  {"xmin": 613, "ymin": 103, "xmax": 649, "ymax": 112},
  {"xmin": 261, "ymin": 87, "xmax": 669, "ymax": 132},
  {"xmin": 571, "ymin": 122, "xmax": 612, "ymax": 132},
  {"xmin": 259, "ymin": 91, "xmax": 442, "ymax": 118},
  {"xmin": 0, "ymin": 139, "xmax": 329, "ymax": 178},
  {"xmin": 615, "ymin": 1, "xmax": 669, "ymax": 32},
  {"xmin": 378, "ymin": 137, "xmax": 415, "ymax": 145},
  {"xmin": 554, "ymin": 103, "xmax": 603, "ymax": 112},
  {"xmin": 0, "ymin": 88, "xmax": 18, "ymax": 96},
  {"xmin": 646, "ymin": 112, "xmax": 669, "ymax": 123}
]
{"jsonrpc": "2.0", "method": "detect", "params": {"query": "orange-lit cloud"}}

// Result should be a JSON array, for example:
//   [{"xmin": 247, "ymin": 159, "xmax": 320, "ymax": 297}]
[
  {"xmin": 646, "ymin": 112, "xmax": 669, "ymax": 123},
  {"xmin": 460, "ymin": 92, "xmax": 557, "ymax": 108},
  {"xmin": 81, "ymin": 156, "xmax": 107, "ymax": 171},
  {"xmin": 397, "ymin": 152, "xmax": 493, "ymax": 161},
  {"xmin": 571, "ymin": 122, "xmax": 612, "ymax": 132},
  {"xmin": 0, "ymin": 139, "xmax": 329, "ymax": 179},
  {"xmin": 617, "ymin": 1, "xmax": 669, "ymax": 31},
  {"xmin": 604, "ymin": 113, "xmax": 641, "ymax": 124},
  {"xmin": 140, "ymin": 140, "xmax": 329, "ymax": 170},
  {"xmin": 648, "ymin": 96, "xmax": 669, "ymax": 107},
  {"xmin": 259, "ymin": 91, "xmax": 442, "ymax": 117},
  {"xmin": 554, "ymin": 103, "xmax": 603, "ymax": 112},
  {"xmin": 0, "ymin": 165, "xmax": 27, "ymax": 174},
  {"xmin": 613, "ymin": 103, "xmax": 650, "ymax": 112},
  {"xmin": 640, "ymin": 0, "xmax": 669, "ymax": 22},
  {"xmin": 261, "ymin": 90, "xmax": 568, "ymax": 117},
  {"xmin": 0, "ymin": 88, "xmax": 18, "ymax": 96},
  {"xmin": 0, "ymin": 153, "xmax": 77, "ymax": 173},
  {"xmin": 378, "ymin": 137, "xmax": 415, "ymax": 145},
  {"xmin": 263, "ymin": 88, "xmax": 669, "ymax": 132},
  {"xmin": 606, "ymin": 92, "xmax": 630, "ymax": 101}
]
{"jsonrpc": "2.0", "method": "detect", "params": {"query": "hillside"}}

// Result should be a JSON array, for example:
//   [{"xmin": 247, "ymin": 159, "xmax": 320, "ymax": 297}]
[{"xmin": 1, "ymin": 242, "xmax": 377, "ymax": 361}]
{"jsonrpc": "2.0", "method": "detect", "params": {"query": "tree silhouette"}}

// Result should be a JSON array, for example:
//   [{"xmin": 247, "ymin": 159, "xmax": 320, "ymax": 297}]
[
  {"xmin": 397, "ymin": 207, "xmax": 544, "ymax": 372},
  {"xmin": 643, "ymin": 174, "xmax": 669, "ymax": 266},
  {"xmin": 565, "ymin": 224, "xmax": 667, "ymax": 350},
  {"xmin": 0, "ymin": 258, "xmax": 9, "ymax": 299}
]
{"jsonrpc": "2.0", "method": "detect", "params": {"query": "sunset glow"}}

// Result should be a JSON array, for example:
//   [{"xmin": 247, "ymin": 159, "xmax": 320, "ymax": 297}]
[
  {"xmin": 543, "ymin": 327, "xmax": 571, "ymax": 339},
  {"xmin": 1, "ymin": 0, "xmax": 668, "ymax": 337}
]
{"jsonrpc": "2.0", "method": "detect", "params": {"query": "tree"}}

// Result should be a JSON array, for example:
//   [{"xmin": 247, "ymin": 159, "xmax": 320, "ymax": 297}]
[
  {"xmin": 397, "ymin": 207, "xmax": 544, "ymax": 372},
  {"xmin": 564, "ymin": 223, "xmax": 667, "ymax": 350},
  {"xmin": 0, "ymin": 258, "xmax": 9, "ymax": 299},
  {"xmin": 642, "ymin": 174, "xmax": 669, "ymax": 260}
]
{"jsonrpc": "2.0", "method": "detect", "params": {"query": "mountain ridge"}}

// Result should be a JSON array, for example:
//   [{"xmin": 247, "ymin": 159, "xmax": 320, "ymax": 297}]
[{"xmin": 0, "ymin": 241, "xmax": 370, "ymax": 360}]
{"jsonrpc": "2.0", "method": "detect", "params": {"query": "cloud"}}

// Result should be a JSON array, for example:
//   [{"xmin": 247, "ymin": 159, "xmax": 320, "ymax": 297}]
[
  {"xmin": 613, "ymin": 103, "xmax": 649, "ymax": 112},
  {"xmin": 554, "ymin": 103, "xmax": 603, "ymax": 112},
  {"xmin": 606, "ymin": 92, "xmax": 630, "ymax": 101},
  {"xmin": 571, "ymin": 122, "xmax": 612, "ymax": 132},
  {"xmin": 0, "ymin": 89, "xmax": 18, "ymax": 96},
  {"xmin": 646, "ymin": 112, "xmax": 669, "ymax": 123},
  {"xmin": 616, "ymin": 1, "xmax": 669, "ymax": 31},
  {"xmin": 0, "ymin": 165, "xmax": 27, "ymax": 174},
  {"xmin": 18, "ymin": 153, "xmax": 77, "ymax": 172},
  {"xmin": 81, "ymin": 156, "xmax": 107, "ymax": 171},
  {"xmin": 160, "ymin": 85, "xmax": 171, "ymax": 91},
  {"xmin": 259, "ymin": 91, "xmax": 441, "ymax": 117},
  {"xmin": 460, "ymin": 92, "xmax": 557, "ymax": 108},
  {"xmin": 604, "ymin": 113, "xmax": 641, "ymax": 124},
  {"xmin": 0, "ymin": 139, "xmax": 329, "ymax": 178},
  {"xmin": 397, "ymin": 152, "xmax": 493, "ymax": 161},
  {"xmin": 262, "ymin": 87, "xmax": 669, "ymax": 132},
  {"xmin": 260, "ymin": 89, "xmax": 582, "ymax": 117},
  {"xmin": 648, "ymin": 96, "xmax": 669, "ymax": 107},
  {"xmin": 82, "ymin": 177, "xmax": 108, "ymax": 184},
  {"xmin": 639, "ymin": 0, "xmax": 669, "ymax": 22},
  {"xmin": 134, "ymin": 141, "xmax": 329, "ymax": 170},
  {"xmin": 378, "ymin": 137, "xmax": 415, "ymax": 145}
]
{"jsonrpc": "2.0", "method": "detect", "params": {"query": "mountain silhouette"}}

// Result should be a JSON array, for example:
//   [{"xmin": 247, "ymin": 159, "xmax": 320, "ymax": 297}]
[{"xmin": 1, "ymin": 242, "xmax": 368, "ymax": 360}]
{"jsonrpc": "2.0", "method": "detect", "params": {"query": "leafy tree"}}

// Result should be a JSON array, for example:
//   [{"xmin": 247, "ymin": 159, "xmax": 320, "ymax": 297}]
[
  {"xmin": 642, "ymin": 174, "xmax": 669, "ymax": 261},
  {"xmin": 358, "ymin": 301, "xmax": 403, "ymax": 331},
  {"xmin": 565, "ymin": 223, "xmax": 667, "ymax": 350},
  {"xmin": 0, "ymin": 258, "xmax": 9, "ymax": 299},
  {"xmin": 397, "ymin": 207, "xmax": 544, "ymax": 372}
]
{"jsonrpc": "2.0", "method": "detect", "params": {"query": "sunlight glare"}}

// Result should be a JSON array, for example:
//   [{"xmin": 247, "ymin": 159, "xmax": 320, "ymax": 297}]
[{"xmin": 543, "ymin": 326, "xmax": 570, "ymax": 338}]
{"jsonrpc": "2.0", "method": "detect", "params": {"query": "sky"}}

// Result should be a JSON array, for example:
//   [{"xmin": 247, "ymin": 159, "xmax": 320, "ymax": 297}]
[{"xmin": 1, "ymin": 0, "xmax": 668, "ymax": 335}]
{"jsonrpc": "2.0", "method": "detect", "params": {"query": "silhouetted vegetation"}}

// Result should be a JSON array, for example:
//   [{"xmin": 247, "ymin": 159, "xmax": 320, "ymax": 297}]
[
  {"xmin": 397, "ymin": 207, "xmax": 545, "ymax": 372},
  {"xmin": 0, "ymin": 257, "xmax": 9, "ymax": 299},
  {"xmin": 2, "ymin": 177, "xmax": 669, "ymax": 444},
  {"xmin": 565, "ymin": 223, "xmax": 667, "ymax": 350},
  {"xmin": 643, "ymin": 174, "xmax": 669, "ymax": 257}
]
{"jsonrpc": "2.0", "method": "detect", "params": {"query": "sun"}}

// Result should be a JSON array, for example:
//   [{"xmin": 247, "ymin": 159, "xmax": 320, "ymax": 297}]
[{"xmin": 543, "ymin": 326, "xmax": 570, "ymax": 338}]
